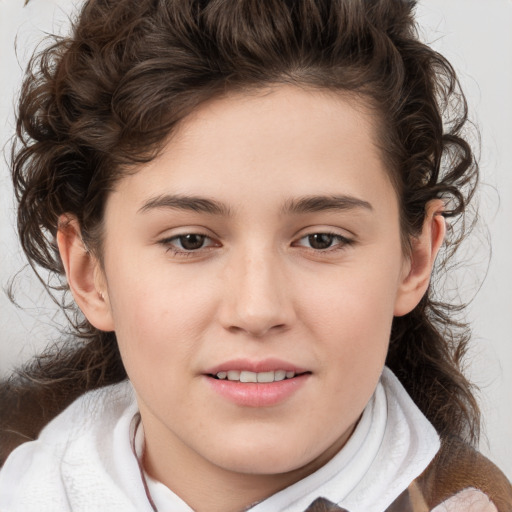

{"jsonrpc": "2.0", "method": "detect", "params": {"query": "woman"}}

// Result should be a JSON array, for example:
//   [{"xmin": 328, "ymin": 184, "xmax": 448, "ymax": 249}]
[{"xmin": 0, "ymin": 0, "xmax": 511, "ymax": 510}]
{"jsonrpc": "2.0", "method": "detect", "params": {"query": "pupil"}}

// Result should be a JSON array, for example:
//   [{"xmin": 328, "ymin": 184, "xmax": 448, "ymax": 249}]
[
  {"xmin": 180, "ymin": 234, "xmax": 205, "ymax": 250},
  {"xmin": 309, "ymin": 234, "xmax": 334, "ymax": 250}
]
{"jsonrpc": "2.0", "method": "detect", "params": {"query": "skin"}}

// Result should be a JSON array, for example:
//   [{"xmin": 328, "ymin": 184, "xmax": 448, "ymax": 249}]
[{"xmin": 58, "ymin": 85, "xmax": 445, "ymax": 512}]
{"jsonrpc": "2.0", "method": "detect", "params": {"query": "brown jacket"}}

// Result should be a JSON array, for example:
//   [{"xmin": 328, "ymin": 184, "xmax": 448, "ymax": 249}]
[{"xmin": 305, "ymin": 438, "xmax": 512, "ymax": 512}]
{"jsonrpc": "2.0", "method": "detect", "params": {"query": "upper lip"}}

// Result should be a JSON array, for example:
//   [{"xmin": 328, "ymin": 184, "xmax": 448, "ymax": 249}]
[{"xmin": 204, "ymin": 358, "xmax": 309, "ymax": 375}]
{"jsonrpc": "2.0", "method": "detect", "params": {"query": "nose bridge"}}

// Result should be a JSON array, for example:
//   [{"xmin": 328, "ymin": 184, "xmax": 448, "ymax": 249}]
[{"xmin": 220, "ymin": 241, "xmax": 292, "ymax": 336}]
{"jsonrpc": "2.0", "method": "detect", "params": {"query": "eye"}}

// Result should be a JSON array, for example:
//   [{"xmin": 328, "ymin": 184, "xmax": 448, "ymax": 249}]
[
  {"xmin": 294, "ymin": 233, "xmax": 352, "ymax": 251},
  {"xmin": 160, "ymin": 233, "xmax": 219, "ymax": 254}
]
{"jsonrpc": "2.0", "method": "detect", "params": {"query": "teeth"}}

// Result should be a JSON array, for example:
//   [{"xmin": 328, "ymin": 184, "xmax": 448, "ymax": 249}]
[
  {"xmin": 227, "ymin": 370, "xmax": 240, "ymax": 381},
  {"xmin": 216, "ymin": 370, "xmax": 297, "ymax": 382},
  {"xmin": 256, "ymin": 371, "xmax": 274, "ymax": 383},
  {"xmin": 240, "ymin": 371, "xmax": 257, "ymax": 383},
  {"xmin": 274, "ymin": 370, "xmax": 286, "ymax": 381}
]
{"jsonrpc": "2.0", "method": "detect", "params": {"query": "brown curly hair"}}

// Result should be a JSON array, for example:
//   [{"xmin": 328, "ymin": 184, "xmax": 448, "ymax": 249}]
[{"xmin": 2, "ymin": 0, "xmax": 480, "ymax": 463}]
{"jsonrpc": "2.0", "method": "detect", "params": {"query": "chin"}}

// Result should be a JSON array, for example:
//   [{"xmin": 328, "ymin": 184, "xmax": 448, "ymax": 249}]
[{"xmin": 206, "ymin": 436, "xmax": 321, "ymax": 476}]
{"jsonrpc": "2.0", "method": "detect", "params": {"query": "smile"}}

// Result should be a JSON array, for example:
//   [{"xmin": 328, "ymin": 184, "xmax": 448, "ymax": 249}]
[
  {"xmin": 206, "ymin": 370, "xmax": 310, "ymax": 407},
  {"xmin": 214, "ymin": 370, "xmax": 297, "ymax": 382}
]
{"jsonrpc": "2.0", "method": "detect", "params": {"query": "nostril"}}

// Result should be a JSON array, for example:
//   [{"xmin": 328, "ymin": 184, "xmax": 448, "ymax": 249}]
[{"xmin": 225, "ymin": 322, "xmax": 288, "ymax": 337}]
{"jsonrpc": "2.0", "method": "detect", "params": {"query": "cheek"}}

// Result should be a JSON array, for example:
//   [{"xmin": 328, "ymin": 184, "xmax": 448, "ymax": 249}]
[
  {"xmin": 299, "ymin": 250, "xmax": 403, "ymax": 381},
  {"xmin": 104, "ymin": 259, "xmax": 208, "ymax": 373},
  {"xmin": 303, "ymin": 260, "xmax": 400, "ymax": 337},
  {"xmin": 103, "ymin": 256, "xmax": 230, "ymax": 392}
]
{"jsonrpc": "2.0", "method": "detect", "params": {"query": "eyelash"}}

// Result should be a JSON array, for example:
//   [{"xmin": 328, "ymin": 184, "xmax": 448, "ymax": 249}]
[{"xmin": 158, "ymin": 231, "xmax": 354, "ymax": 257}]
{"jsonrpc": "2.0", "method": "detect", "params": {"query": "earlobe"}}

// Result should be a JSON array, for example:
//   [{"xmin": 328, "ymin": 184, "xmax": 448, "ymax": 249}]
[
  {"xmin": 394, "ymin": 200, "xmax": 446, "ymax": 317},
  {"xmin": 56, "ymin": 215, "xmax": 115, "ymax": 332}
]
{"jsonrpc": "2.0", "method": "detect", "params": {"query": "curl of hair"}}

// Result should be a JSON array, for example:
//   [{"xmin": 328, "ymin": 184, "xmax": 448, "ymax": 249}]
[{"xmin": 3, "ymin": 0, "xmax": 480, "ymax": 462}]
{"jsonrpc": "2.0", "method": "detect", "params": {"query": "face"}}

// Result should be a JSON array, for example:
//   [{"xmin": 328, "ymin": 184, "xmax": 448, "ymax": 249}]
[{"xmin": 97, "ymin": 86, "xmax": 412, "ymax": 499}]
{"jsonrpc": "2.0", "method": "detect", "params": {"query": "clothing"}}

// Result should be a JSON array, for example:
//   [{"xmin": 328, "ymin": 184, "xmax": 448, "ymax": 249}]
[{"xmin": 0, "ymin": 368, "xmax": 509, "ymax": 512}]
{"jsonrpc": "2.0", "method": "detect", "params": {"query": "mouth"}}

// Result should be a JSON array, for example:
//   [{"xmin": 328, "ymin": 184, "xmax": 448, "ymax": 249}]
[
  {"xmin": 210, "ymin": 370, "xmax": 307, "ymax": 383},
  {"xmin": 205, "ymin": 365, "xmax": 311, "ymax": 407},
  {"xmin": 204, "ymin": 359, "xmax": 311, "ymax": 406}
]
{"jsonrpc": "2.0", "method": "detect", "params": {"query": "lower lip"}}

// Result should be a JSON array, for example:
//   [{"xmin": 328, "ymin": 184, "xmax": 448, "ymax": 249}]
[{"xmin": 205, "ymin": 374, "xmax": 310, "ymax": 407}]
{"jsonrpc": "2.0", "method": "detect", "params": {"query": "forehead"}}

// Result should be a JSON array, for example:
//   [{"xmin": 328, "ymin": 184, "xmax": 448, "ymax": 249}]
[
  {"xmin": 109, "ymin": 85, "xmax": 396, "ymax": 215},
  {"xmin": 174, "ymin": 85, "xmax": 383, "ymax": 165}
]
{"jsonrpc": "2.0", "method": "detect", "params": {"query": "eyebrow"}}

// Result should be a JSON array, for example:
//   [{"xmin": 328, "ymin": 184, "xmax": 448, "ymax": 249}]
[
  {"xmin": 138, "ymin": 194, "xmax": 232, "ymax": 216},
  {"xmin": 138, "ymin": 193, "xmax": 373, "ymax": 217},
  {"xmin": 281, "ymin": 195, "xmax": 373, "ymax": 215}
]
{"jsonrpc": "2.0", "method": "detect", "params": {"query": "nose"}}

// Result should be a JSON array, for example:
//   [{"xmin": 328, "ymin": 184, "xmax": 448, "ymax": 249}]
[{"xmin": 218, "ymin": 247, "xmax": 295, "ymax": 338}]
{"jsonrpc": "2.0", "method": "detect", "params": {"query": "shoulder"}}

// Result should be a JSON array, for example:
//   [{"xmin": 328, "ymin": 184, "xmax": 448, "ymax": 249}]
[
  {"xmin": 417, "ymin": 437, "xmax": 512, "ymax": 512},
  {"xmin": 0, "ymin": 381, "xmax": 137, "ymax": 511},
  {"xmin": 0, "ymin": 373, "xmax": 133, "ymax": 466}
]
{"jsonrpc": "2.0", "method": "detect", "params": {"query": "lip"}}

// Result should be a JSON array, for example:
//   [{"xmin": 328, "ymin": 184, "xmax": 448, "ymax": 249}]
[
  {"xmin": 203, "ymin": 358, "xmax": 311, "ymax": 408},
  {"xmin": 204, "ymin": 358, "xmax": 308, "ymax": 375}
]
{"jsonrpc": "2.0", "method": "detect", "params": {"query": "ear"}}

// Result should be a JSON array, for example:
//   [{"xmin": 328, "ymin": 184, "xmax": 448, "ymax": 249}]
[
  {"xmin": 394, "ymin": 200, "xmax": 446, "ymax": 317},
  {"xmin": 57, "ymin": 215, "xmax": 115, "ymax": 331}
]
